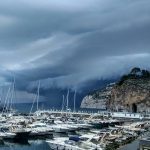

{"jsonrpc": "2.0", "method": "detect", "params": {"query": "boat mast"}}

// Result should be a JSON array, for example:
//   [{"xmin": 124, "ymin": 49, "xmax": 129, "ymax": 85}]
[
  {"xmin": 29, "ymin": 91, "xmax": 37, "ymax": 115},
  {"xmin": 66, "ymin": 89, "xmax": 69, "ymax": 111},
  {"xmin": 73, "ymin": 90, "xmax": 76, "ymax": 112},
  {"xmin": 0, "ymin": 88, "xmax": 2, "ymax": 108},
  {"xmin": 37, "ymin": 80, "xmax": 40, "ymax": 111},
  {"xmin": 62, "ymin": 95, "xmax": 64, "ymax": 111},
  {"xmin": 30, "ymin": 80, "xmax": 40, "ymax": 115},
  {"xmin": 10, "ymin": 75, "xmax": 15, "ymax": 111},
  {"xmin": 2, "ymin": 85, "xmax": 11, "ymax": 114}
]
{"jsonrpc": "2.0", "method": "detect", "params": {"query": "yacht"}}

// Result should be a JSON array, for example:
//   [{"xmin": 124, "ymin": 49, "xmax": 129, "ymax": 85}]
[
  {"xmin": 27, "ymin": 122, "xmax": 54, "ymax": 137},
  {"xmin": 79, "ymin": 134, "xmax": 103, "ymax": 150},
  {"xmin": 10, "ymin": 126, "xmax": 31, "ymax": 140},
  {"xmin": 47, "ymin": 137, "xmax": 102, "ymax": 150},
  {"xmin": 51, "ymin": 125, "xmax": 69, "ymax": 133},
  {"xmin": 0, "ymin": 131, "xmax": 16, "ymax": 139},
  {"xmin": 54, "ymin": 120, "xmax": 79, "ymax": 132}
]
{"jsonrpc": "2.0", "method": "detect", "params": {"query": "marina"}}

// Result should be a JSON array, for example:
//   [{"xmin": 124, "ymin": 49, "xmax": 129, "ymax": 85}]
[
  {"xmin": 0, "ymin": 109, "xmax": 149, "ymax": 150},
  {"xmin": 0, "ymin": 78, "xmax": 149, "ymax": 149},
  {"xmin": 0, "ymin": 0, "xmax": 150, "ymax": 149}
]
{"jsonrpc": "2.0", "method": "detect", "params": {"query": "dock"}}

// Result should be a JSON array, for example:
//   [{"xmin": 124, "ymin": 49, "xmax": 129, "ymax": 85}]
[{"xmin": 139, "ymin": 137, "xmax": 150, "ymax": 150}]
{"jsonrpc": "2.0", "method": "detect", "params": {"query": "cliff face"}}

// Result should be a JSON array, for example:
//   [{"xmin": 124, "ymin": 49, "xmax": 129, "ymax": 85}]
[
  {"xmin": 80, "ymin": 84, "xmax": 114, "ymax": 109},
  {"xmin": 81, "ymin": 68, "xmax": 150, "ymax": 113},
  {"xmin": 109, "ymin": 78, "xmax": 150, "ymax": 112}
]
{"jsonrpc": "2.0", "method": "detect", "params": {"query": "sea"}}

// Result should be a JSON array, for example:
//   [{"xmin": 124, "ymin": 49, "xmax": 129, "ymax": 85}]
[
  {"xmin": 0, "ymin": 140, "xmax": 50, "ymax": 150},
  {"xmin": 13, "ymin": 102, "xmax": 103, "ymax": 113}
]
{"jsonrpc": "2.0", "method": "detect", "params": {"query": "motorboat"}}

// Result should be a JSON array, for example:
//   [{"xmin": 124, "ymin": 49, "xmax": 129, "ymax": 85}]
[
  {"xmin": 47, "ymin": 137, "xmax": 102, "ymax": 150},
  {"xmin": 0, "ymin": 132, "xmax": 16, "ymax": 139},
  {"xmin": 27, "ymin": 122, "xmax": 54, "ymax": 137},
  {"xmin": 51, "ymin": 125, "xmax": 69, "ymax": 133},
  {"xmin": 10, "ymin": 127, "xmax": 31, "ymax": 140}
]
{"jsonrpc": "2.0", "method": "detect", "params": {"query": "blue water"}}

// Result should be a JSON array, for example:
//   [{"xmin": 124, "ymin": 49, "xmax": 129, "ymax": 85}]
[
  {"xmin": 0, "ymin": 138, "xmax": 139, "ymax": 150},
  {"xmin": 13, "ymin": 102, "xmax": 103, "ymax": 113},
  {"xmin": 13, "ymin": 102, "xmax": 51, "ymax": 113},
  {"xmin": 0, "ymin": 140, "xmax": 51, "ymax": 150},
  {"xmin": 119, "ymin": 140, "xmax": 139, "ymax": 150}
]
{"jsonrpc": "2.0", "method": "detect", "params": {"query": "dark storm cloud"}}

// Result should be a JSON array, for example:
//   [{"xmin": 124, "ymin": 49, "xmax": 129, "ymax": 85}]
[{"xmin": 0, "ymin": 0, "xmax": 150, "ymax": 102}]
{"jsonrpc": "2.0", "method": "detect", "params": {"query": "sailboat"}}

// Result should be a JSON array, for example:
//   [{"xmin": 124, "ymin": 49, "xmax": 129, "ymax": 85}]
[
  {"xmin": 66, "ymin": 89, "xmax": 77, "ymax": 112},
  {"xmin": 2, "ymin": 75, "xmax": 16, "ymax": 116},
  {"xmin": 73, "ymin": 90, "xmax": 76, "ymax": 112},
  {"xmin": 30, "ymin": 80, "xmax": 41, "ymax": 115},
  {"xmin": 66, "ymin": 89, "xmax": 71, "ymax": 112}
]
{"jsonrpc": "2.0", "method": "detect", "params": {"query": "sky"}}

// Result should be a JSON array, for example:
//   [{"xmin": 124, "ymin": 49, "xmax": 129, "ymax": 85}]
[{"xmin": 0, "ymin": 0, "xmax": 150, "ymax": 105}]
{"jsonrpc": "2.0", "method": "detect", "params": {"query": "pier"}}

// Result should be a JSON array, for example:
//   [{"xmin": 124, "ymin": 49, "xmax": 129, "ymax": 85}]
[
  {"xmin": 35, "ymin": 109, "xmax": 150, "ymax": 120},
  {"xmin": 139, "ymin": 137, "xmax": 150, "ymax": 150}
]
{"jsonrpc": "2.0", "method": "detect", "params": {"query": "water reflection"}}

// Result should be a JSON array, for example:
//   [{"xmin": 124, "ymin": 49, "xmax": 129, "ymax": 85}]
[
  {"xmin": 0, "ymin": 133, "xmax": 75, "ymax": 150},
  {"xmin": 0, "ymin": 140, "xmax": 51, "ymax": 150}
]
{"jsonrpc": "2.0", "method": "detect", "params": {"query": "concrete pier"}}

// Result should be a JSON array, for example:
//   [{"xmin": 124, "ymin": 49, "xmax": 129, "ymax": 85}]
[{"xmin": 139, "ymin": 137, "xmax": 150, "ymax": 150}]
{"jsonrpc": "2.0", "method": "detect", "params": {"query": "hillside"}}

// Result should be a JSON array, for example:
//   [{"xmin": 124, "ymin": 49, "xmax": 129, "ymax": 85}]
[
  {"xmin": 80, "ymin": 68, "xmax": 150, "ymax": 113},
  {"xmin": 80, "ymin": 83, "xmax": 114, "ymax": 109}
]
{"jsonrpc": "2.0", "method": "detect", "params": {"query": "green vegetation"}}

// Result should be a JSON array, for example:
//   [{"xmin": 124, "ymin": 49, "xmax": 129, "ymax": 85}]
[{"xmin": 118, "ymin": 67, "xmax": 150, "ymax": 85}]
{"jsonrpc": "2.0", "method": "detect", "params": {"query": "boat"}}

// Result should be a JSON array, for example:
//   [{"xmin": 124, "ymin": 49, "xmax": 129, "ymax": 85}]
[
  {"xmin": 0, "ymin": 132, "xmax": 16, "ymax": 139},
  {"xmin": 47, "ymin": 137, "xmax": 102, "ymax": 150},
  {"xmin": 10, "ymin": 127, "xmax": 31, "ymax": 140},
  {"xmin": 27, "ymin": 122, "xmax": 54, "ymax": 138},
  {"xmin": 55, "ymin": 120, "xmax": 79, "ymax": 132},
  {"xmin": 79, "ymin": 134, "xmax": 103, "ymax": 150},
  {"xmin": 51, "ymin": 125, "xmax": 69, "ymax": 133}
]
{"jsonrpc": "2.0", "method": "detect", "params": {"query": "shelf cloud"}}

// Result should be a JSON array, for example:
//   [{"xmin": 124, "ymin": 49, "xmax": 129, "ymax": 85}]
[{"xmin": 0, "ymin": 0, "xmax": 150, "ymax": 103}]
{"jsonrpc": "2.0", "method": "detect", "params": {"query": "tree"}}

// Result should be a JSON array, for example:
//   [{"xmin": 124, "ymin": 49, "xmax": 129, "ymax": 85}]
[
  {"xmin": 130, "ymin": 67, "xmax": 141, "ymax": 75},
  {"xmin": 142, "ymin": 69, "xmax": 150, "ymax": 78}
]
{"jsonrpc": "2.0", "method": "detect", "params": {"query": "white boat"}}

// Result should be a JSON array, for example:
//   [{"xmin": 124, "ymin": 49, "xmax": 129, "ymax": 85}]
[
  {"xmin": 115, "ymin": 122, "xmax": 146, "ymax": 132},
  {"xmin": 51, "ymin": 125, "xmax": 69, "ymax": 133},
  {"xmin": 54, "ymin": 120, "xmax": 78, "ymax": 132},
  {"xmin": 47, "ymin": 137, "xmax": 99, "ymax": 150},
  {"xmin": 11, "ymin": 128, "xmax": 31, "ymax": 139},
  {"xmin": 67, "ymin": 125, "xmax": 79, "ymax": 131},
  {"xmin": 76, "ymin": 121, "xmax": 93, "ymax": 130},
  {"xmin": 80, "ymin": 134, "xmax": 103, "ymax": 150},
  {"xmin": 27, "ymin": 122, "xmax": 54, "ymax": 136},
  {"xmin": 0, "ymin": 132, "xmax": 16, "ymax": 139}
]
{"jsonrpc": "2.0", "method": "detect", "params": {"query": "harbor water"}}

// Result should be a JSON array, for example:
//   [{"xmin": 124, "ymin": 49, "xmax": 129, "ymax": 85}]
[
  {"xmin": 0, "ymin": 140, "xmax": 51, "ymax": 150},
  {"xmin": 119, "ymin": 140, "xmax": 139, "ymax": 150},
  {"xmin": 0, "ymin": 139, "xmax": 140, "ymax": 150}
]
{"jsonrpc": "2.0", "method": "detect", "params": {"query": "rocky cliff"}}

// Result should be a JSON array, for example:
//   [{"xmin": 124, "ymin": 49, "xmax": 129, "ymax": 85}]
[
  {"xmin": 80, "ymin": 83, "xmax": 114, "ymax": 109},
  {"xmin": 81, "ymin": 68, "xmax": 150, "ymax": 113},
  {"xmin": 109, "ymin": 68, "xmax": 150, "ymax": 113}
]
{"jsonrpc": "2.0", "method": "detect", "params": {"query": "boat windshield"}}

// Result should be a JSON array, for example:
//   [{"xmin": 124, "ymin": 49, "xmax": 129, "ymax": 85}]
[{"xmin": 64, "ymin": 140, "xmax": 76, "ymax": 146}]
